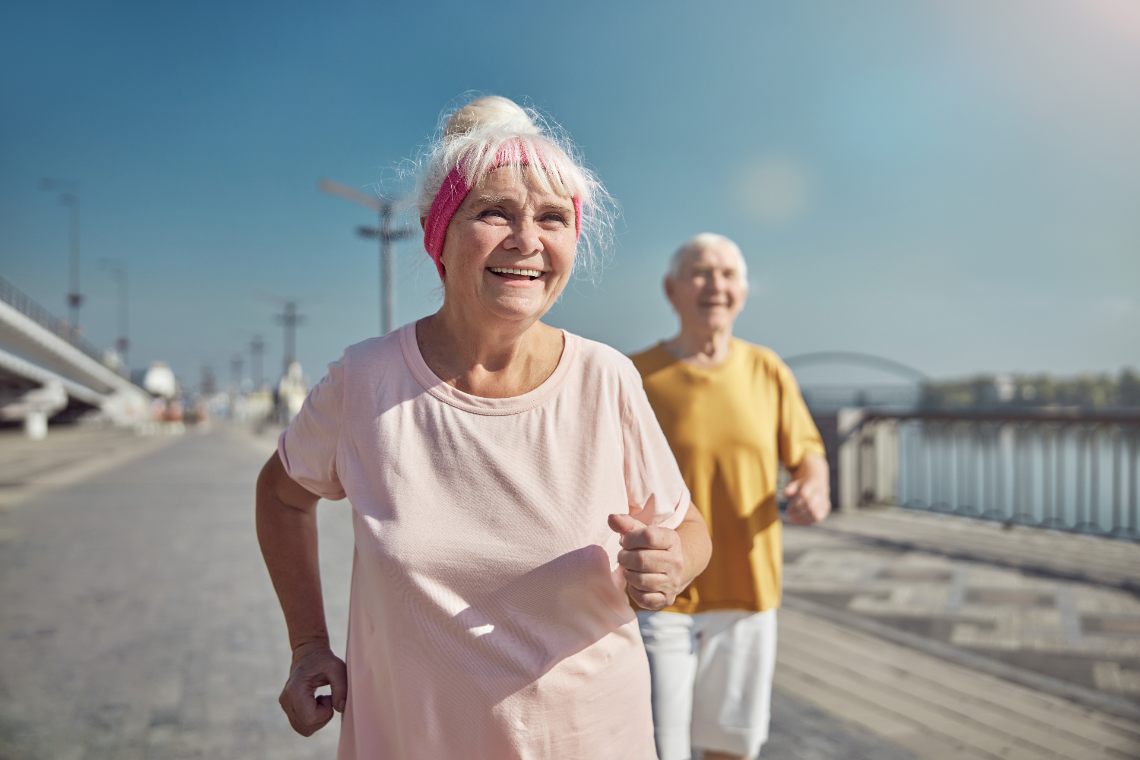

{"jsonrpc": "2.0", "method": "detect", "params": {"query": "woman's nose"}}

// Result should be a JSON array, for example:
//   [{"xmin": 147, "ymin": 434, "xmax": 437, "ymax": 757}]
[{"xmin": 508, "ymin": 218, "xmax": 543, "ymax": 254}]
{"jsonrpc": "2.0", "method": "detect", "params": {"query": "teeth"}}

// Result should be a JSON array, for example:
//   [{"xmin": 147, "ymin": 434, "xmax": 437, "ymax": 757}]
[{"xmin": 489, "ymin": 267, "xmax": 542, "ymax": 278}]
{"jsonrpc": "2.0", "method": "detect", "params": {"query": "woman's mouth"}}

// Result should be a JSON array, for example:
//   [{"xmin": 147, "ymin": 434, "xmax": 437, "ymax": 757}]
[{"xmin": 489, "ymin": 267, "xmax": 543, "ymax": 281}]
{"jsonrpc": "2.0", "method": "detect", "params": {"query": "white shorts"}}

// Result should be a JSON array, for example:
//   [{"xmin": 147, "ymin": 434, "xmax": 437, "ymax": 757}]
[{"xmin": 638, "ymin": 609, "xmax": 777, "ymax": 760}]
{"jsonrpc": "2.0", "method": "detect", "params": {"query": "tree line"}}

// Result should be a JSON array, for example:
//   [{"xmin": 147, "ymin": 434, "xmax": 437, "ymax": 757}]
[{"xmin": 919, "ymin": 368, "xmax": 1140, "ymax": 411}]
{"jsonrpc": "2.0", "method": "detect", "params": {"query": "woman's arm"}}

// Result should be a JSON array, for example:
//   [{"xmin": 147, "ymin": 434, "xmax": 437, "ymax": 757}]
[
  {"xmin": 609, "ymin": 504, "xmax": 711, "ymax": 610},
  {"xmin": 255, "ymin": 452, "xmax": 347, "ymax": 735},
  {"xmin": 673, "ymin": 505, "xmax": 712, "ymax": 590}
]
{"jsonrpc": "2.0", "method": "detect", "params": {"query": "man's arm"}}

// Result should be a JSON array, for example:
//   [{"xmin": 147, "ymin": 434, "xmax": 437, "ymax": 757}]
[
  {"xmin": 255, "ymin": 452, "xmax": 347, "ymax": 736},
  {"xmin": 784, "ymin": 452, "xmax": 831, "ymax": 525}
]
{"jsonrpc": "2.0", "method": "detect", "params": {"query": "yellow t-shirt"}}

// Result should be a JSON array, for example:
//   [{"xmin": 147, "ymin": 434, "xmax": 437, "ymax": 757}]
[{"xmin": 631, "ymin": 339, "xmax": 825, "ymax": 613}]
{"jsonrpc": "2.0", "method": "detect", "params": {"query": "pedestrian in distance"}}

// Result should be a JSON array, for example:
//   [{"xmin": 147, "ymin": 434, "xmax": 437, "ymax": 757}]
[
  {"xmin": 631, "ymin": 232, "xmax": 831, "ymax": 760},
  {"xmin": 254, "ymin": 95, "xmax": 712, "ymax": 759}
]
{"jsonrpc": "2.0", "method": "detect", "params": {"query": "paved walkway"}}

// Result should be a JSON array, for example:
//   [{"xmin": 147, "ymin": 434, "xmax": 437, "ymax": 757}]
[
  {"xmin": 0, "ymin": 425, "xmax": 181, "ymax": 513},
  {"xmin": 785, "ymin": 510, "xmax": 1140, "ymax": 708},
  {"xmin": 0, "ymin": 425, "xmax": 1137, "ymax": 759},
  {"xmin": 779, "ymin": 511, "xmax": 1140, "ymax": 759},
  {"xmin": 0, "ymin": 426, "xmax": 351, "ymax": 759}
]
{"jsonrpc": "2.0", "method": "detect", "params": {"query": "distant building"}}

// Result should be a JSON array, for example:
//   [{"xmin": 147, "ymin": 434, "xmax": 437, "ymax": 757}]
[{"xmin": 141, "ymin": 362, "xmax": 178, "ymax": 399}]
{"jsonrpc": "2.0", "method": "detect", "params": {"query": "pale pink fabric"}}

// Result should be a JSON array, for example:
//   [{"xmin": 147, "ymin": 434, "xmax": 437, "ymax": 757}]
[{"xmin": 278, "ymin": 322, "xmax": 690, "ymax": 759}]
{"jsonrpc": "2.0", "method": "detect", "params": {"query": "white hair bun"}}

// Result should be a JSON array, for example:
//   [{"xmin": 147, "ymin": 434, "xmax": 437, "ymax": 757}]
[{"xmin": 444, "ymin": 95, "xmax": 540, "ymax": 139}]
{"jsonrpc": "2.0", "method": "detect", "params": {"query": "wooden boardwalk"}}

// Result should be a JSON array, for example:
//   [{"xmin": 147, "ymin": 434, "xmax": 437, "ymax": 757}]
[
  {"xmin": 778, "ymin": 608, "xmax": 1138, "ymax": 759},
  {"xmin": 778, "ymin": 510, "xmax": 1140, "ymax": 759}
]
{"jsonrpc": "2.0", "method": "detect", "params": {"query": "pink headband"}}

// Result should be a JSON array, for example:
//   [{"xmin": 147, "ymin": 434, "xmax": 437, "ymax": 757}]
[{"xmin": 422, "ymin": 156, "xmax": 583, "ymax": 280}]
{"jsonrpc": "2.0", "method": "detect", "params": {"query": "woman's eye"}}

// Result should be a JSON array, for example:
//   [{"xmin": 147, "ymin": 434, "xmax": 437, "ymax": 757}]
[{"xmin": 479, "ymin": 209, "xmax": 507, "ymax": 221}]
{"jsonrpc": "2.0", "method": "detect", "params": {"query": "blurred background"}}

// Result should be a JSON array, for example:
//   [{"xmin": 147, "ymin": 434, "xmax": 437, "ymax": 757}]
[{"xmin": 1, "ymin": 1, "xmax": 1138, "ymax": 758}]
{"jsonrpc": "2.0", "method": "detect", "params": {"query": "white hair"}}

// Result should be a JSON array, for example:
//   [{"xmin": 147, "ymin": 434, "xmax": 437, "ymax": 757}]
[
  {"xmin": 666, "ymin": 232, "xmax": 749, "ymax": 284},
  {"xmin": 415, "ymin": 95, "xmax": 616, "ymax": 282}
]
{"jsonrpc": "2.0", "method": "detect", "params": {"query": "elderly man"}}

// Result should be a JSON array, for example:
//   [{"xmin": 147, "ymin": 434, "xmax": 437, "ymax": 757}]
[{"xmin": 631, "ymin": 232, "xmax": 831, "ymax": 760}]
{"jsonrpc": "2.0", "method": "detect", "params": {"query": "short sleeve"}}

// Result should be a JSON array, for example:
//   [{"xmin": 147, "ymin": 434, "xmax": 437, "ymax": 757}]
[
  {"xmin": 277, "ymin": 358, "xmax": 347, "ymax": 500},
  {"xmin": 775, "ymin": 359, "xmax": 825, "ymax": 470},
  {"xmin": 619, "ymin": 365, "xmax": 691, "ymax": 530}
]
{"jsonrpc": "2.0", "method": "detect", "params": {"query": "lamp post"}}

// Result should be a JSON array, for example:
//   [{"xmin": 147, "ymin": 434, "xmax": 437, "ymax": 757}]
[
  {"xmin": 100, "ymin": 258, "xmax": 129, "ymax": 371},
  {"xmin": 249, "ymin": 335, "xmax": 265, "ymax": 390},
  {"xmin": 40, "ymin": 178, "xmax": 82, "ymax": 334},
  {"xmin": 319, "ymin": 179, "xmax": 414, "ymax": 335},
  {"xmin": 274, "ymin": 300, "xmax": 304, "ymax": 373},
  {"xmin": 230, "ymin": 354, "xmax": 245, "ymax": 393}
]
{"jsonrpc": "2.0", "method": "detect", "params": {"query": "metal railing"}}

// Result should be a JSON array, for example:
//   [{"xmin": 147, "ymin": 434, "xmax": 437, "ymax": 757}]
[
  {"xmin": 0, "ymin": 275, "xmax": 107, "ymax": 365},
  {"xmin": 841, "ymin": 409, "xmax": 1140, "ymax": 540}
]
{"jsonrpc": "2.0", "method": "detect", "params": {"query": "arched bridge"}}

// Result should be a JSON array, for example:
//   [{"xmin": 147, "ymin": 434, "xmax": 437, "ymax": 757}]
[
  {"xmin": 784, "ymin": 351, "xmax": 928, "ymax": 382},
  {"xmin": 783, "ymin": 351, "xmax": 927, "ymax": 412}
]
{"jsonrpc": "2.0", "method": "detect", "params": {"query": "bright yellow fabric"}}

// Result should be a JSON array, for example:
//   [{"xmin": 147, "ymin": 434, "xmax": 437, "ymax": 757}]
[{"xmin": 631, "ymin": 340, "xmax": 825, "ymax": 613}]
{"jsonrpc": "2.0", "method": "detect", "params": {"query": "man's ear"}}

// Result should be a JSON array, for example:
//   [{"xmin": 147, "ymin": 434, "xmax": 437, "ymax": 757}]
[{"xmin": 663, "ymin": 276, "xmax": 674, "ymax": 302}]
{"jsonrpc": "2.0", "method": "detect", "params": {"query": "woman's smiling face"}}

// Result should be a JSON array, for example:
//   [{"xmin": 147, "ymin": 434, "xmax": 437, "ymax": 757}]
[{"xmin": 440, "ymin": 168, "xmax": 578, "ymax": 328}]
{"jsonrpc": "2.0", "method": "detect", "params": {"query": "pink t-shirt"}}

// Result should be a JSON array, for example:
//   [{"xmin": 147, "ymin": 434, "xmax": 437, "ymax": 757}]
[{"xmin": 278, "ymin": 322, "xmax": 690, "ymax": 759}]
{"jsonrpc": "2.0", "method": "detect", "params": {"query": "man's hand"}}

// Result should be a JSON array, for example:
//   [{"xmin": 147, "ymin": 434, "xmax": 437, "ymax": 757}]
[
  {"xmin": 279, "ymin": 641, "xmax": 348, "ymax": 737},
  {"xmin": 783, "ymin": 479, "xmax": 828, "ymax": 524},
  {"xmin": 608, "ymin": 513, "xmax": 687, "ymax": 610},
  {"xmin": 783, "ymin": 454, "xmax": 831, "ymax": 525},
  {"xmin": 779, "ymin": 455, "xmax": 834, "ymax": 526}
]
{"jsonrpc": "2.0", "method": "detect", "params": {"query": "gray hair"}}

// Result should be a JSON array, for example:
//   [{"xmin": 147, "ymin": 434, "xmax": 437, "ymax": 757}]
[
  {"xmin": 415, "ymin": 96, "xmax": 616, "ymax": 283},
  {"xmin": 666, "ymin": 232, "xmax": 748, "ymax": 283}
]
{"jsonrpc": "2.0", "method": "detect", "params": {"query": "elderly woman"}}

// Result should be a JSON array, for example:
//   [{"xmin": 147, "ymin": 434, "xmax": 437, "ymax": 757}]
[{"xmin": 255, "ymin": 96, "xmax": 711, "ymax": 759}]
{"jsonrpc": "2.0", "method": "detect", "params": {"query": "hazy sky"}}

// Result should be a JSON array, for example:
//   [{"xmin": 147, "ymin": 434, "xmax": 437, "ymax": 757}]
[{"xmin": 2, "ymin": 0, "xmax": 1138, "ymax": 390}]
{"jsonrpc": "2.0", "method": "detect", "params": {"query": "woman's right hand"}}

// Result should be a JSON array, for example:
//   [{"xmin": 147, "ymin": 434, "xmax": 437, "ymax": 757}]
[{"xmin": 279, "ymin": 641, "xmax": 348, "ymax": 736}]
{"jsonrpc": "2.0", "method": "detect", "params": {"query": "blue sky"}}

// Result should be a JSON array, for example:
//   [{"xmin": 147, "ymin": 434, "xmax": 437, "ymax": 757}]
[{"xmin": 2, "ymin": 0, "xmax": 1138, "ymax": 389}]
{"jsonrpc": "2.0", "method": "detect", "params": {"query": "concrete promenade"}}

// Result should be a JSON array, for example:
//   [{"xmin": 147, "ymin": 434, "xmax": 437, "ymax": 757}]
[
  {"xmin": 0, "ymin": 425, "xmax": 1137, "ymax": 759},
  {"xmin": 779, "ymin": 512, "xmax": 1140, "ymax": 759}
]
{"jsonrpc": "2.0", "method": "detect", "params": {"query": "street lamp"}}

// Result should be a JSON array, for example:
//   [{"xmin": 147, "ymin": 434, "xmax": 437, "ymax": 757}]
[
  {"xmin": 230, "ymin": 354, "xmax": 245, "ymax": 393},
  {"xmin": 100, "ymin": 258, "xmax": 129, "ymax": 371},
  {"xmin": 274, "ymin": 300, "xmax": 304, "ymax": 373},
  {"xmin": 40, "ymin": 178, "xmax": 82, "ymax": 333},
  {"xmin": 319, "ymin": 179, "xmax": 414, "ymax": 335},
  {"xmin": 249, "ymin": 334, "xmax": 265, "ymax": 390},
  {"xmin": 257, "ymin": 293, "xmax": 305, "ymax": 379}
]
